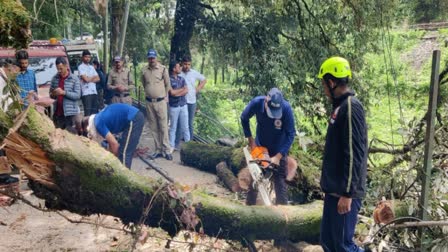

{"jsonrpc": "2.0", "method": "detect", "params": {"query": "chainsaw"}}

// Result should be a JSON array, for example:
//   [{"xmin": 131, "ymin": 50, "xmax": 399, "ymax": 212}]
[{"xmin": 243, "ymin": 146, "xmax": 276, "ymax": 206}]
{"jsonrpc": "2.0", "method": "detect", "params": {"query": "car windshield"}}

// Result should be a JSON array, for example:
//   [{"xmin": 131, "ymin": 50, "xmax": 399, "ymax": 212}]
[{"xmin": 28, "ymin": 57, "xmax": 58, "ymax": 85}]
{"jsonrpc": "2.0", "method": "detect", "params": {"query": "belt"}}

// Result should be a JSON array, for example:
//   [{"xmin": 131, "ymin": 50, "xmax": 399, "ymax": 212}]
[
  {"xmin": 114, "ymin": 93, "xmax": 130, "ymax": 97},
  {"xmin": 146, "ymin": 97, "xmax": 165, "ymax": 102},
  {"xmin": 169, "ymin": 104, "xmax": 186, "ymax": 108}
]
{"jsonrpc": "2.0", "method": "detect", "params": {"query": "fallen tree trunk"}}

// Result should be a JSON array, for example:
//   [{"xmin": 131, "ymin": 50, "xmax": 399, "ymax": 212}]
[{"xmin": 1, "ymin": 107, "xmax": 323, "ymax": 242}]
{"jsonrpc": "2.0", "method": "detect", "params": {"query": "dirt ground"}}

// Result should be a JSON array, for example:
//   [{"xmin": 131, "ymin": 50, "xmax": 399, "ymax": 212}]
[{"xmin": 0, "ymin": 124, "xmax": 291, "ymax": 252}]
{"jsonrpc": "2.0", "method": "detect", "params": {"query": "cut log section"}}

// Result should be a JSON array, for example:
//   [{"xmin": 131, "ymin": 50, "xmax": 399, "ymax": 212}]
[{"xmin": 216, "ymin": 161, "xmax": 240, "ymax": 192}]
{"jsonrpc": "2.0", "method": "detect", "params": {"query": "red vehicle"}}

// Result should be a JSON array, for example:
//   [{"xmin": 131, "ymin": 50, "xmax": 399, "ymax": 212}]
[{"xmin": 0, "ymin": 39, "xmax": 70, "ymax": 98}]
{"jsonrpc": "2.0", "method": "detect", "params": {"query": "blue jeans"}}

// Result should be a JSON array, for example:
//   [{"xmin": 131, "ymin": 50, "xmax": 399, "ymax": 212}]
[
  {"xmin": 169, "ymin": 105, "xmax": 190, "ymax": 148},
  {"xmin": 320, "ymin": 194, "xmax": 364, "ymax": 252},
  {"xmin": 175, "ymin": 102, "xmax": 196, "ymax": 146},
  {"xmin": 118, "ymin": 111, "xmax": 144, "ymax": 169}
]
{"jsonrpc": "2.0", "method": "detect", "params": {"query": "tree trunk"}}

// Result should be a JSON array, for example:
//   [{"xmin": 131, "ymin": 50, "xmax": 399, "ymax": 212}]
[
  {"xmin": 117, "ymin": 0, "xmax": 130, "ymax": 57},
  {"xmin": 169, "ymin": 0, "xmax": 200, "ymax": 62},
  {"xmin": 0, "ymin": 107, "xmax": 324, "ymax": 242},
  {"xmin": 216, "ymin": 161, "xmax": 240, "ymax": 192},
  {"xmin": 180, "ymin": 142, "xmax": 246, "ymax": 174},
  {"xmin": 110, "ymin": 0, "xmax": 124, "ymax": 56}
]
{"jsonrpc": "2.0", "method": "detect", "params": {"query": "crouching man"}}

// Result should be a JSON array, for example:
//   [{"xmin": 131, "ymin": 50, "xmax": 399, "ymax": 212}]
[{"xmin": 82, "ymin": 103, "xmax": 144, "ymax": 169}]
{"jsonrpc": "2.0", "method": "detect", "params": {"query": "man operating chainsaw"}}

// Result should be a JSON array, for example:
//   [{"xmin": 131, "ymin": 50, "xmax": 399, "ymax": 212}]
[{"xmin": 240, "ymin": 87, "xmax": 296, "ymax": 205}]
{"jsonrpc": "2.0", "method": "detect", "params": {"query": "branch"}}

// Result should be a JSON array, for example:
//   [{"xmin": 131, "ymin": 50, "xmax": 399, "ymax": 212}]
[
  {"xmin": 391, "ymin": 220, "xmax": 448, "ymax": 229},
  {"xmin": 198, "ymin": 2, "xmax": 217, "ymax": 18},
  {"xmin": 368, "ymin": 140, "xmax": 424, "ymax": 154},
  {"xmin": 299, "ymin": 0, "xmax": 338, "ymax": 50}
]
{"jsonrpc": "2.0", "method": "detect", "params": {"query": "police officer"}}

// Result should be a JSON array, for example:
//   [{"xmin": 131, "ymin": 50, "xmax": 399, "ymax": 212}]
[
  {"xmin": 107, "ymin": 56, "xmax": 134, "ymax": 105},
  {"xmin": 141, "ymin": 49, "xmax": 172, "ymax": 160}
]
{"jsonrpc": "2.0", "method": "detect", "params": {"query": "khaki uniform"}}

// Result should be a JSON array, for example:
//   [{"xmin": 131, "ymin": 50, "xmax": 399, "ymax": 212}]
[
  {"xmin": 107, "ymin": 67, "xmax": 134, "ymax": 104},
  {"xmin": 141, "ymin": 62, "xmax": 171, "ymax": 154}
]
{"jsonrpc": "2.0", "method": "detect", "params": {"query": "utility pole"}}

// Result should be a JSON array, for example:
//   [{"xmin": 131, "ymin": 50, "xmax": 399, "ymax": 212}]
[{"xmin": 419, "ymin": 50, "xmax": 440, "ymax": 251}]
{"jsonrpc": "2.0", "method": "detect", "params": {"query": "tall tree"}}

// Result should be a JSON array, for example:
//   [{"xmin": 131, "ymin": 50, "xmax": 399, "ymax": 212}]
[
  {"xmin": 0, "ymin": 0, "xmax": 32, "ymax": 48},
  {"xmin": 170, "ymin": 0, "xmax": 201, "ymax": 61}
]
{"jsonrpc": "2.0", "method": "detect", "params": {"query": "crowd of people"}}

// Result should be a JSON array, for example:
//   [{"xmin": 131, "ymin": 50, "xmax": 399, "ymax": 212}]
[{"xmin": 0, "ymin": 51, "xmax": 368, "ymax": 251}]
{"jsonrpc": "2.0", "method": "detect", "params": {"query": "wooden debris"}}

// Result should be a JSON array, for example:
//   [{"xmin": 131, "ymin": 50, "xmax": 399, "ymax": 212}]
[{"xmin": 0, "ymin": 156, "xmax": 11, "ymax": 174}]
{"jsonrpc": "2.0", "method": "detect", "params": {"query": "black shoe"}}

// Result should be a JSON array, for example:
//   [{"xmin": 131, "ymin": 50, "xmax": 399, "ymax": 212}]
[
  {"xmin": 165, "ymin": 153, "xmax": 173, "ymax": 161},
  {"xmin": 149, "ymin": 153, "xmax": 164, "ymax": 159}
]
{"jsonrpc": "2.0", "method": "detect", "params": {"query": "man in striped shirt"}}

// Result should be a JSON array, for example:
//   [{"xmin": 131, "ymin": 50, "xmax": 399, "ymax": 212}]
[{"xmin": 318, "ymin": 57, "xmax": 367, "ymax": 252}]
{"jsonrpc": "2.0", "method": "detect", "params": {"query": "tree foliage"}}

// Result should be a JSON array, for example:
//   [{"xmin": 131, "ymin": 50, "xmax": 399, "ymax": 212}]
[{"xmin": 0, "ymin": 0, "xmax": 32, "ymax": 49}]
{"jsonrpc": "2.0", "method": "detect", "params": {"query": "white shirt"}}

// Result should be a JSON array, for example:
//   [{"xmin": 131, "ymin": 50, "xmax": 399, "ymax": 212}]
[
  {"xmin": 0, "ymin": 68, "xmax": 13, "ymax": 112},
  {"xmin": 179, "ymin": 69, "xmax": 205, "ymax": 104},
  {"xmin": 78, "ymin": 63, "xmax": 98, "ymax": 96}
]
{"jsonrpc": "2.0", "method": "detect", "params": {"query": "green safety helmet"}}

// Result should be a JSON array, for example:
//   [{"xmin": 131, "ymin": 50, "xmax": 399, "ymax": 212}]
[{"xmin": 317, "ymin": 56, "xmax": 352, "ymax": 79}]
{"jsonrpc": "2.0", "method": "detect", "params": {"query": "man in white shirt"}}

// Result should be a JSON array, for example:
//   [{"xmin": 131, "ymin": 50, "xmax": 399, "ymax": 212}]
[
  {"xmin": 78, "ymin": 50, "xmax": 100, "ymax": 116},
  {"xmin": 177, "ymin": 55, "xmax": 206, "ymax": 146}
]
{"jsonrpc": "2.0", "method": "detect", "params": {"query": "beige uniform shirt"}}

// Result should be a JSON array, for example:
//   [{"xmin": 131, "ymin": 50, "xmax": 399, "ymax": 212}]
[
  {"xmin": 107, "ymin": 68, "xmax": 134, "ymax": 94},
  {"xmin": 141, "ymin": 63, "xmax": 170, "ymax": 98}
]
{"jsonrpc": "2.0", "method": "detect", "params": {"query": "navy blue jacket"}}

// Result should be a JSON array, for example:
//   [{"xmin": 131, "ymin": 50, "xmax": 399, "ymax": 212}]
[
  {"xmin": 320, "ymin": 92, "xmax": 368, "ymax": 198},
  {"xmin": 241, "ymin": 96, "xmax": 296, "ymax": 156}
]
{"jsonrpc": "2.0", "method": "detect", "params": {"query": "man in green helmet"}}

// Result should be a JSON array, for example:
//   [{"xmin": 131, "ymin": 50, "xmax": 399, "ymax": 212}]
[{"xmin": 318, "ymin": 57, "xmax": 367, "ymax": 252}]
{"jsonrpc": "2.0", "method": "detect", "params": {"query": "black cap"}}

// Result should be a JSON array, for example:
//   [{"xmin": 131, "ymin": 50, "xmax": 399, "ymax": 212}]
[{"xmin": 82, "ymin": 50, "xmax": 91, "ymax": 56}]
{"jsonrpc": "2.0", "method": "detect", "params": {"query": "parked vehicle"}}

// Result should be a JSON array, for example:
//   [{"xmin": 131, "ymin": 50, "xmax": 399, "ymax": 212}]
[
  {"xmin": 62, "ymin": 39, "xmax": 100, "ymax": 75},
  {"xmin": 0, "ymin": 39, "xmax": 70, "ymax": 98}
]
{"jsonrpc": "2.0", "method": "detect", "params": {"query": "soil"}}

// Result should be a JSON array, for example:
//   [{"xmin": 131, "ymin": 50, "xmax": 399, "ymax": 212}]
[{"xmin": 0, "ymin": 124, "xmax": 295, "ymax": 252}]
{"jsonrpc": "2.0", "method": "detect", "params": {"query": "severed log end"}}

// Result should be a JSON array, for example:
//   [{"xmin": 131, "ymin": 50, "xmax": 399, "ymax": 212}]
[
  {"xmin": 237, "ymin": 167, "xmax": 252, "ymax": 191},
  {"xmin": 216, "ymin": 161, "xmax": 240, "ymax": 192},
  {"xmin": 373, "ymin": 200, "xmax": 395, "ymax": 224}
]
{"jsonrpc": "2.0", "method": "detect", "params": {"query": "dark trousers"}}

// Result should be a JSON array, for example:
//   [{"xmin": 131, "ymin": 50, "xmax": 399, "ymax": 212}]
[
  {"xmin": 246, "ymin": 155, "xmax": 288, "ymax": 205},
  {"xmin": 118, "ymin": 111, "xmax": 144, "ymax": 169},
  {"xmin": 82, "ymin": 94, "xmax": 99, "ymax": 116},
  {"xmin": 53, "ymin": 115, "xmax": 80, "ymax": 135},
  {"xmin": 320, "ymin": 194, "xmax": 364, "ymax": 252}
]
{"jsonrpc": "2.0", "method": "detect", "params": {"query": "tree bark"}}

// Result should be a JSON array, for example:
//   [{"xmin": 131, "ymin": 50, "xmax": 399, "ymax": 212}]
[
  {"xmin": 169, "ymin": 0, "xmax": 200, "ymax": 61},
  {"xmin": 0, "ymin": 107, "xmax": 324, "ymax": 242},
  {"xmin": 216, "ymin": 161, "xmax": 240, "ymax": 192}
]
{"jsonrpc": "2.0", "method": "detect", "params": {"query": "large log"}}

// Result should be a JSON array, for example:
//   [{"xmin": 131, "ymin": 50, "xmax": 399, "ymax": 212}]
[{"xmin": 0, "ymin": 107, "xmax": 323, "ymax": 242}]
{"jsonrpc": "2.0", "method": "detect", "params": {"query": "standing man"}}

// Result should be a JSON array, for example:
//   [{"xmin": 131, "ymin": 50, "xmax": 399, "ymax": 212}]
[
  {"xmin": 15, "ymin": 50, "xmax": 37, "ymax": 106},
  {"xmin": 177, "ymin": 55, "xmax": 206, "ymax": 144},
  {"xmin": 240, "ymin": 88, "xmax": 296, "ymax": 205},
  {"xmin": 107, "ymin": 56, "xmax": 134, "ymax": 104},
  {"xmin": 141, "ymin": 49, "xmax": 172, "ymax": 160},
  {"xmin": 82, "ymin": 103, "xmax": 145, "ymax": 169},
  {"xmin": 78, "ymin": 50, "xmax": 100, "ymax": 116},
  {"xmin": 50, "ymin": 57, "xmax": 82, "ymax": 135},
  {"xmin": 168, "ymin": 62, "xmax": 189, "ymax": 154},
  {"xmin": 317, "ymin": 56, "xmax": 367, "ymax": 252}
]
